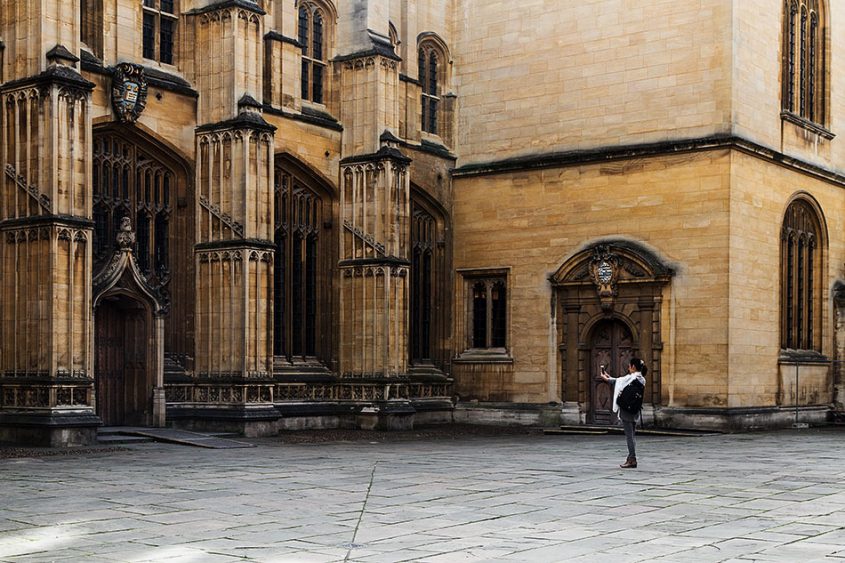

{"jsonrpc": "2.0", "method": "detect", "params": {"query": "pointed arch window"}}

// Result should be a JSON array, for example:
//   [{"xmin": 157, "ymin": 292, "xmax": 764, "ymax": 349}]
[
  {"xmin": 781, "ymin": 198, "xmax": 824, "ymax": 352},
  {"xmin": 274, "ymin": 162, "xmax": 333, "ymax": 364},
  {"xmin": 92, "ymin": 133, "xmax": 173, "ymax": 286},
  {"xmin": 298, "ymin": 2, "xmax": 327, "ymax": 104},
  {"xmin": 418, "ymin": 42, "xmax": 443, "ymax": 135},
  {"xmin": 783, "ymin": 0, "xmax": 826, "ymax": 125}
]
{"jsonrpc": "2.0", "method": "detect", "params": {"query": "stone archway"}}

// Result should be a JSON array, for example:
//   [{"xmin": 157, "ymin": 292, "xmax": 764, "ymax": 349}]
[
  {"xmin": 551, "ymin": 240, "xmax": 674, "ymax": 426},
  {"xmin": 93, "ymin": 218, "xmax": 168, "ymax": 427}
]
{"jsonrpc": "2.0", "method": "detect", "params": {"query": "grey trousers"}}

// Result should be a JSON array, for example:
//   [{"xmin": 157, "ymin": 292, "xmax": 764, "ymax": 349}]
[{"xmin": 619, "ymin": 409, "xmax": 637, "ymax": 458}]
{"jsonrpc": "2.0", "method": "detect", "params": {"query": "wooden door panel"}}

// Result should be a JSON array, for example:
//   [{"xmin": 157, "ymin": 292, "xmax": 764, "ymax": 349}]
[
  {"xmin": 95, "ymin": 302, "xmax": 148, "ymax": 426},
  {"xmin": 590, "ymin": 320, "xmax": 635, "ymax": 425}
]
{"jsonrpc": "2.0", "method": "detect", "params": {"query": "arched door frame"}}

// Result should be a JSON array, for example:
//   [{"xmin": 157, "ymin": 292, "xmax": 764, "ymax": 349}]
[
  {"xmin": 93, "ymin": 218, "xmax": 169, "ymax": 427},
  {"xmin": 551, "ymin": 239, "xmax": 674, "ymax": 426},
  {"xmin": 91, "ymin": 122, "xmax": 193, "ymax": 372}
]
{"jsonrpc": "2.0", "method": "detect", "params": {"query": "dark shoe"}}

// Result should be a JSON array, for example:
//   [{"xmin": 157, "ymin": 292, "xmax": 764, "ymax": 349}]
[{"xmin": 620, "ymin": 456, "xmax": 637, "ymax": 469}]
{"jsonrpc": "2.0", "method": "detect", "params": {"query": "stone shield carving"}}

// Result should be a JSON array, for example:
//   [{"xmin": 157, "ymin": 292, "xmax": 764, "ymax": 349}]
[{"xmin": 111, "ymin": 63, "xmax": 148, "ymax": 123}]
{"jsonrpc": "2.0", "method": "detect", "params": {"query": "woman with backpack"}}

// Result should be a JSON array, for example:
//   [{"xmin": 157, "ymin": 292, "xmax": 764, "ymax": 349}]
[{"xmin": 598, "ymin": 358, "xmax": 647, "ymax": 469}]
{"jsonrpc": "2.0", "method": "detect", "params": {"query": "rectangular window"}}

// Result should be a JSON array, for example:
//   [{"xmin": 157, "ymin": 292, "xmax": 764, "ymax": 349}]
[
  {"xmin": 459, "ymin": 270, "xmax": 509, "ymax": 354},
  {"xmin": 143, "ymin": 0, "xmax": 178, "ymax": 64},
  {"xmin": 142, "ymin": 13, "xmax": 156, "ymax": 60},
  {"xmin": 160, "ymin": 17, "xmax": 174, "ymax": 64}
]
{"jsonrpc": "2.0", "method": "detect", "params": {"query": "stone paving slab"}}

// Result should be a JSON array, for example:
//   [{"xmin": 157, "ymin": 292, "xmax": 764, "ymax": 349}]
[{"xmin": 2, "ymin": 428, "xmax": 845, "ymax": 561}]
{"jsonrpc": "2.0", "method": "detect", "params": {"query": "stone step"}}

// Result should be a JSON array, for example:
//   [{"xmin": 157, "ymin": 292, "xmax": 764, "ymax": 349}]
[{"xmin": 96, "ymin": 434, "xmax": 155, "ymax": 445}]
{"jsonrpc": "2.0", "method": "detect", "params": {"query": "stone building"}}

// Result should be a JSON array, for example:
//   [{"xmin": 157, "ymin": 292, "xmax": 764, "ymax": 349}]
[{"xmin": 0, "ymin": 0, "xmax": 843, "ymax": 446}]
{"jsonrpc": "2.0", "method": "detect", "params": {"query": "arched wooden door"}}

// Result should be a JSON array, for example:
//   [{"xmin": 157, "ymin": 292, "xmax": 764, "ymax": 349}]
[
  {"xmin": 589, "ymin": 319, "xmax": 635, "ymax": 425},
  {"xmin": 95, "ymin": 296, "xmax": 150, "ymax": 426}
]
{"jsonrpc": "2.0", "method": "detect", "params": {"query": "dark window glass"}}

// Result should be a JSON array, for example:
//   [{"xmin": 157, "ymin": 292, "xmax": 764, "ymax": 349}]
[
  {"xmin": 809, "ymin": 13, "xmax": 817, "ymax": 122},
  {"xmin": 274, "ymin": 227, "xmax": 286, "ymax": 356},
  {"xmin": 421, "ymin": 251, "xmax": 432, "ymax": 358},
  {"xmin": 418, "ymin": 48, "xmax": 425, "ymax": 82},
  {"xmin": 787, "ymin": 3, "xmax": 796, "ymax": 112},
  {"xmin": 429, "ymin": 99, "xmax": 438, "ymax": 135},
  {"xmin": 301, "ymin": 61, "xmax": 309, "ymax": 101},
  {"xmin": 274, "ymin": 170, "xmax": 325, "ymax": 362},
  {"xmin": 782, "ymin": 200, "xmax": 822, "ymax": 351},
  {"xmin": 137, "ymin": 214, "xmax": 150, "ymax": 274},
  {"xmin": 491, "ymin": 281, "xmax": 506, "ymax": 348},
  {"xmin": 305, "ymin": 235, "xmax": 317, "ymax": 356},
  {"xmin": 313, "ymin": 12, "xmax": 323, "ymax": 60},
  {"xmin": 143, "ymin": 13, "xmax": 156, "ymax": 59},
  {"xmin": 429, "ymin": 52, "xmax": 438, "ymax": 95},
  {"xmin": 472, "ymin": 283, "xmax": 487, "ymax": 349},
  {"xmin": 112, "ymin": 164, "xmax": 120, "ymax": 200},
  {"xmin": 291, "ymin": 234, "xmax": 303, "ymax": 356},
  {"xmin": 799, "ymin": 7, "xmax": 807, "ymax": 115},
  {"xmin": 155, "ymin": 213, "xmax": 168, "ymax": 275},
  {"xmin": 419, "ymin": 45, "xmax": 443, "ymax": 134},
  {"xmin": 298, "ymin": 7, "xmax": 309, "ymax": 55},
  {"xmin": 312, "ymin": 64, "xmax": 323, "ymax": 104},
  {"xmin": 92, "ymin": 134, "xmax": 173, "ymax": 285},
  {"xmin": 160, "ymin": 17, "xmax": 174, "ymax": 64},
  {"xmin": 160, "ymin": 0, "xmax": 174, "ymax": 13},
  {"xmin": 411, "ymin": 205, "xmax": 438, "ymax": 363}
]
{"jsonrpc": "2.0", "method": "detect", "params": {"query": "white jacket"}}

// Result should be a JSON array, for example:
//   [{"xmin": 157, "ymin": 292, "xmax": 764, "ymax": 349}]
[{"xmin": 611, "ymin": 372, "xmax": 646, "ymax": 414}]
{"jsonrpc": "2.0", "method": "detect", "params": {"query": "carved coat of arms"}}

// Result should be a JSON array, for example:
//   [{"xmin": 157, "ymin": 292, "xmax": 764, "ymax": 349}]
[{"xmin": 111, "ymin": 63, "xmax": 148, "ymax": 123}]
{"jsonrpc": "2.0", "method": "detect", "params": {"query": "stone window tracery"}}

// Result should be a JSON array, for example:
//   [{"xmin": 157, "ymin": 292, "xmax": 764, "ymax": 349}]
[
  {"xmin": 274, "ymin": 162, "xmax": 332, "ymax": 364},
  {"xmin": 298, "ymin": 1, "xmax": 328, "ymax": 104},
  {"xmin": 783, "ymin": 0, "xmax": 826, "ymax": 125},
  {"xmin": 781, "ymin": 198, "xmax": 824, "ymax": 352},
  {"xmin": 418, "ymin": 41, "xmax": 444, "ymax": 135},
  {"xmin": 142, "ymin": 0, "xmax": 178, "ymax": 65},
  {"xmin": 461, "ymin": 271, "xmax": 508, "ymax": 352},
  {"xmin": 93, "ymin": 133, "xmax": 173, "ymax": 287}
]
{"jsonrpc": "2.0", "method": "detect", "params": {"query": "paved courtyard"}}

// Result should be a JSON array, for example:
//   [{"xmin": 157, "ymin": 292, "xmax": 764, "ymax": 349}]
[{"xmin": 2, "ymin": 427, "xmax": 845, "ymax": 562}]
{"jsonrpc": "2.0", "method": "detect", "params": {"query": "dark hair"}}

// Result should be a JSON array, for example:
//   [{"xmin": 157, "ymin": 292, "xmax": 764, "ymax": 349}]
[{"xmin": 629, "ymin": 357, "xmax": 648, "ymax": 376}]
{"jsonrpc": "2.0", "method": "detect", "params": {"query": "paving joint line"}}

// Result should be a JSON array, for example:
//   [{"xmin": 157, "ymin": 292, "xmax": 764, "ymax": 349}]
[{"xmin": 344, "ymin": 460, "xmax": 378, "ymax": 561}]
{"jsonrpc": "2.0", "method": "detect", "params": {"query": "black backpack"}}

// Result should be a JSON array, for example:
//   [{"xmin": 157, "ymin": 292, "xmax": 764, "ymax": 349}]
[{"xmin": 616, "ymin": 379, "xmax": 644, "ymax": 414}]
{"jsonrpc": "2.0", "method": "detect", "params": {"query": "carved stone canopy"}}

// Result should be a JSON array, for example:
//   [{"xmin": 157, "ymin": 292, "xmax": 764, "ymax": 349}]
[
  {"xmin": 93, "ymin": 217, "xmax": 168, "ymax": 315},
  {"xmin": 550, "ymin": 239, "xmax": 675, "ymax": 312}
]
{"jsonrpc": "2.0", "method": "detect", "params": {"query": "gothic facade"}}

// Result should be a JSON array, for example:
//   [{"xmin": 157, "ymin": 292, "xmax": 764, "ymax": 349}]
[{"xmin": 1, "ymin": 0, "xmax": 844, "ymax": 446}]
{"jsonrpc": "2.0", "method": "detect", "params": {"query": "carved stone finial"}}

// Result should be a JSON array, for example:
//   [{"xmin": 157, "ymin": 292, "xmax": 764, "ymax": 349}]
[{"xmin": 116, "ymin": 217, "xmax": 135, "ymax": 249}]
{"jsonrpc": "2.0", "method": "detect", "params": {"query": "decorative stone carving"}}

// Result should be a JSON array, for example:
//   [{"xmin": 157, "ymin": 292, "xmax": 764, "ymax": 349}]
[
  {"xmin": 589, "ymin": 244, "xmax": 620, "ymax": 312},
  {"xmin": 116, "ymin": 216, "xmax": 135, "ymax": 248},
  {"xmin": 111, "ymin": 63, "xmax": 148, "ymax": 123}
]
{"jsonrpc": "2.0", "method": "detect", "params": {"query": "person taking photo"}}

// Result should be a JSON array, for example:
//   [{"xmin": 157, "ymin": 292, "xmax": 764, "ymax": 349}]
[{"xmin": 598, "ymin": 358, "xmax": 647, "ymax": 469}]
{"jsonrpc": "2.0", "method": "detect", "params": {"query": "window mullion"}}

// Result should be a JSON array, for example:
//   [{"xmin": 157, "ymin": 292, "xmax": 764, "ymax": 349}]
[{"xmin": 485, "ymin": 281, "xmax": 493, "ymax": 348}]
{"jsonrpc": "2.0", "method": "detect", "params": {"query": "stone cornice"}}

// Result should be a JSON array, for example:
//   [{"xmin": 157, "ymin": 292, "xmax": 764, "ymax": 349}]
[
  {"xmin": 338, "ymin": 257, "xmax": 412, "ymax": 267},
  {"xmin": 340, "ymin": 146, "xmax": 412, "ymax": 165},
  {"xmin": 262, "ymin": 104, "xmax": 344, "ymax": 132},
  {"xmin": 0, "ymin": 65, "xmax": 95, "ymax": 93},
  {"xmin": 0, "ymin": 215, "xmax": 94, "ymax": 230},
  {"xmin": 452, "ymin": 135, "xmax": 845, "ymax": 188},
  {"xmin": 264, "ymin": 31, "xmax": 302, "ymax": 48},
  {"xmin": 185, "ymin": 0, "xmax": 265, "ymax": 16},
  {"xmin": 195, "ymin": 239, "xmax": 275, "ymax": 252},
  {"xmin": 196, "ymin": 113, "xmax": 276, "ymax": 134}
]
